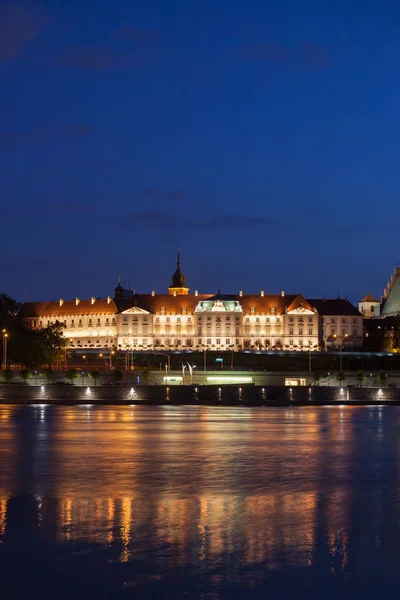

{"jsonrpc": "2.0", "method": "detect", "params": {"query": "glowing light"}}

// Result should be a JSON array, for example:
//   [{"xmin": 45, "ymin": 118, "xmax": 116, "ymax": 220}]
[{"xmin": 206, "ymin": 377, "xmax": 252, "ymax": 385}]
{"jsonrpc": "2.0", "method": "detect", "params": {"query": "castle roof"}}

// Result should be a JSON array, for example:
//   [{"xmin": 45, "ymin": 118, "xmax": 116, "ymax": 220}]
[
  {"xmin": 360, "ymin": 293, "xmax": 378, "ymax": 303},
  {"xmin": 307, "ymin": 298, "xmax": 361, "ymax": 316}
]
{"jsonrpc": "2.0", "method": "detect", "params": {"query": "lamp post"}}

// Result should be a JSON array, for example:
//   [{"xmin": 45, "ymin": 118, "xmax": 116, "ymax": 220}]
[
  {"xmin": 2, "ymin": 329, "xmax": 8, "ymax": 370},
  {"xmin": 154, "ymin": 353, "xmax": 171, "ymax": 376},
  {"xmin": 333, "ymin": 334, "xmax": 348, "ymax": 371},
  {"xmin": 203, "ymin": 345, "xmax": 208, "ymax": 371},
  {"xmin": 230, "ymin": 345, "xmax": 234, "ymax": 370}
]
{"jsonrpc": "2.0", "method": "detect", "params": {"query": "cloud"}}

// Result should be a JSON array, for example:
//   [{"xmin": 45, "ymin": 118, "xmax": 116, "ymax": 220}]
[
  {"xmin": 61, "ymin": 46, "xmax": 134, "ymax": 72},
  {"xmin": 144, "ymin": 188, "xmax": 187, "ymax": 203},
  {"xmin": 98, "ymin": 210, "xmax": 278, "ymax": 233},
  {"xmin": 114, "ymin": 26, "xmax": 160, "ymax": 44},
  {"xmin": 0, "ymin": 124, "xmax": 93, "ymax": 146},
  {"xmin": 39, "ymin": 201, "xmax": 96, "ymax": 214},
  {"xmin": 0, "ymin": 3, "xmax": 43, "ymax": 61},
  {"xmin": 246, "ymin": 42, "xmax": 329, "ymax": 71}
]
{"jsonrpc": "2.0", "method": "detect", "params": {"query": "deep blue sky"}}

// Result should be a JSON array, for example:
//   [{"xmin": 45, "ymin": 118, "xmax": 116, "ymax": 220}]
[{"xmin": 1, "ymin": 0, "xmax": 400, "ymax": 304}]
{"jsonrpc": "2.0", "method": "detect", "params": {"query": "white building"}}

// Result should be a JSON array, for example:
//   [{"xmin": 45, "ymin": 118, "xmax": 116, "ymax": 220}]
[{"xmin": 20, "ymin": 251, "xmax": 363, "ymax": 352}]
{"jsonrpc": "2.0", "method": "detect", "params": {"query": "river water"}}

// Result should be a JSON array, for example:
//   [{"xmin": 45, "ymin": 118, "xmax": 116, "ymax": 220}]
[{"xmin": 0, "ymin": 404, "xmax": 399, "ymax": 599}]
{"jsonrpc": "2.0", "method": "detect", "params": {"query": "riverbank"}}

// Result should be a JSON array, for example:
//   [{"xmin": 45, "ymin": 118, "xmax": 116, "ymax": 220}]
[{"xmin": 0, "ymin": 383, "xmax": 399, "ymax": 406}]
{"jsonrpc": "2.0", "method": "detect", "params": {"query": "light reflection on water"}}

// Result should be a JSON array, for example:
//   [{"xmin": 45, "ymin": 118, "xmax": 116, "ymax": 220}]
[{"xmin": 0, "ymin": 404, "xmax": 399, "ymax": 598}]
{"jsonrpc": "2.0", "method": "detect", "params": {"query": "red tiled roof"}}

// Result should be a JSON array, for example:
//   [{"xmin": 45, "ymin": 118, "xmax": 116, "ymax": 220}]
[
  {"xmin": 20, "ymin": 298, "xmax": 118, "ymax": 317},
  {"xmin": 359, "ymin": 293, "xmax": 378, "ymax": 303},
  {"xmin": 307, "ymin": 298, "xmax": 362, "ymax": 316}
]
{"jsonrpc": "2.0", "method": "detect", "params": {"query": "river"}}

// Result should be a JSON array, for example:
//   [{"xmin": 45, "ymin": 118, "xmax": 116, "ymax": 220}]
[{"xmin": 0, "ymin": 404, "xmax": 399, "ymax": 598}]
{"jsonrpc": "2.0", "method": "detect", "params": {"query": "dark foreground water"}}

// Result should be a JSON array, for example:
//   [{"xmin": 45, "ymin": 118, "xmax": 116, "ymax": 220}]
[{"xmin": 0, "ymin": 404, "xmax": 400, "ymax": 599}]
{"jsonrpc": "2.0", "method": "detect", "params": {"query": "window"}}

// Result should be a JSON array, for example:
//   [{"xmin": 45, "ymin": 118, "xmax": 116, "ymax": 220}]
[
  {"xmin": 342, "ymin": 318, "xmax": 346, "ymax": 324},
  {"xmin": 187, "ymin": 339, "xmax": 192, "ymax": 346},
  {"xmin": 197, "ymin": 326, "xmax": 202, "ymax": 334},
  {"xmin": 308, "ymin": 328, "xmax": 313, "ymax": 335},
  {"xmin": 298, "ymin": 317, "xmax": 304, "ymax": 323},
  {"xmin": 106, "ymin": 318, "xmax": 109, "ymax": 324},
  {"xmin": 352, "ymin": 318, "xmax": 357, "ymax": 323},
  {"xmin": 271, "ymin": 307, "xmax": 276, "ymax": 315},
  {"xmin": 198, "ymin": 338, "xmax": 202, "ymax": 345},
  {"xmin": 236, "ymin": 339, "xmax": 239, "ymax": 345},
  {"xmin": 256, "ymin": 326, "xmax": 261, "ymax": 336},
  {"xmin": 289, "ymin": 317, "xmax": 294, "ymax": 323},
  {"xmin": 289, "ymin": 328, "xmax": 294, "ymax": 335},
  {"xmin": 216, "ymin": 339, "xmax": 221, "ymax": 345},
  {"xmin": 250, "ymin": 307, "xmax": 255, "ymax": 315},
  {"xmin": 176, "ymin": 340, "xmax": 181, "ymax": 346},
  {"xmin": 331, "ymin": 318, "xmax": 336, "ymax": 324},
  {"xmin": 188, "ymin": 317, "xmax": 192, "ymax": 323},
  {"xmin": 112, "ymin": 318, "xmax": 116, "ymax": 325},
  {"xmin": 176, "ymin": 325, "xmax": 181, "ymax": 334},
  {"xmin": 245, "ymin": 317, "xmax": 250, "ymax": 322},
  {"xmin": 207, "ymin": 338, "xmax": 211, "ymax": 345},
  {"xmin": 97, "ymin": 318, "xmax": 101, "ymax": 326},
  {"xmin": 235, "ymin": 327, "xmax": 240, "ymax": 335},
  {"xmin": 122, "ymin": 325, "xmax": 128, "ymax": 336},
  {"xmin": 33, "ymin": 319, "xmax": 37, "ymax": 327},
  {"xmin": 308, "ymin": 317, "xmax": 313, "ymax": 323},
  {"xmin": 308, "ymin": 340, "xmax": 313, "ymax": 347},
  {"xmin": 256, "ymin": 317, "xmax": 260, "ymax": 323},
  {"xmin": 276, "ymin": 317, "xmax": 280, "ymax": 324},
  {"xmin": 353, "ymin": 329, "xmax": 358, "ymax": 337},
  {"xmin": 39, "ymin": 320, "xmax": 42, "ymax": 327},
  {"xmin": 88, "ymin": 319, "xmax": 92, "ymax": 327},
  {"xmin": 155, "ymin": 317, "xmax": 160, "ymax": 323},
  {"xmin": 182, "ymin": 306, "xmax": 187, "ymax": 314},
  {"xmin": 177, "ymin": 317, "xmax": 181, "ymax": 323},
  {"xmin": 166, "ymin": 317, "xmax": 170, "ymax": 323},
  {"xmin": 161, "ymin": 307, "xmax": 165, "ymax": 315},
  {"xmin": 299, "ymin": 328, "xmax": 303, "ymax": 335},
  {"xmin": 78, "ymin": 319, "xmax": 82, "ymax": 327},
  {"xmin": 226, "ymin": 339, "xmax": 230, "ymax": 345},
  {"xmin": 216, "ymin": 326, "xmax": 221, "ymax": 335},
  {"xmin": 123, "ymin": 316, "xmax": 128, "ymax": 322},
  {"xmin": 245, "ymin": 325, "xmax": 250, "ymax": 335},
  {"xmin": 71, "ymin": 319, "xmax": 75, "ymax": 327},
  {"xmin": 143, "ymin": 316, "xmax": 147, "ymax": 322},
  {"xmin": 266, "ymin": 317, "xmax": 270, "ymax": 323},
  {"xmin": 289, "ymin": 339, "xmax": 294, "ymax": 346},
  {"xmin": 371, "ymin": 306, "xmax": 375, "ymax": 313},
  {"xmin": 299, "ymin": 339, "xmax": 303, "ymax": 346}
]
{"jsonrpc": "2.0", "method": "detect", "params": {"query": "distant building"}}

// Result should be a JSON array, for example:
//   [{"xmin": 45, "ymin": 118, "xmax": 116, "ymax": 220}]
[
  {"xmin": 307, "ymin": 298, "xmax": 363, "ymax": 350},
  {"xmin": 358, "ymin": 293, "xmax": 381, "ymax": 319},
  {"xmin": 381, "ymin": 267, "xmax": 400, "ymax": 318},
  {"xmin": 19, "ymin": 250, "xmax": 363, "ymax": 353}
]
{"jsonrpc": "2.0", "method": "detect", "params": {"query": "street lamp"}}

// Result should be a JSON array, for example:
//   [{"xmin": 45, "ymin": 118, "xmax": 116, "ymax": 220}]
[
  {"xmin": 333, "ymin": 334, "xmax": 348, "ymax": 371},
  {"xmin": 203, "ymin": 345, "xmax": 208, "ymax": 371},
  {"xmin": 154, "ymin": 352, "xmax": 171, "ymax": 375},
  {"xmin": 2, "ymin": 329, "xmax": 8, "ymax": 370}
]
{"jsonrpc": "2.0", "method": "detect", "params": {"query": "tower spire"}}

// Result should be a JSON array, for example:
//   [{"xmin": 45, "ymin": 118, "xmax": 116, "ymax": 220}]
[{"xmin": 168, "ymin": 246, "xmax": 189, "ymax": 295}]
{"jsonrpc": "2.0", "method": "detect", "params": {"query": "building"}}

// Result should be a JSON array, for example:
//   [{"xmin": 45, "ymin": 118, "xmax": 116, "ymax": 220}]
[
  {"xmin": 307, "ymin": 298, "xmax": 363, "ymax": 350},
  {"xmin": 358, "ymin": 293, "xmax": 381, "ymax": 319},
  {"xmin": 19, "ymin": 250, "xmax": 363, "ymax": 353},
  {"xmin": 381, "ymin": 267, "xmax": 400, "ymax": 318}
]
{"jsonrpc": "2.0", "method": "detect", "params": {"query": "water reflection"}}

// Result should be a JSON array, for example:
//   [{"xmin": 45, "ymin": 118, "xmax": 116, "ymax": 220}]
[{"xmin": 0, "ymin": 405, "xmax": 399, "ymax": 598}]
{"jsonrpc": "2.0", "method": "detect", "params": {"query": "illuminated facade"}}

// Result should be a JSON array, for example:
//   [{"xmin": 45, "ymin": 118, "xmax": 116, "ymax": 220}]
[{"xmin": 20, "ymin": 251, "xmax": 363, "ymax": 352}]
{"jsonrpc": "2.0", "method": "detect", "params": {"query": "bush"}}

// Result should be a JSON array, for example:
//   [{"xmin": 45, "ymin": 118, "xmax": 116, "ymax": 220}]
[
  {"xmin": 66, "ymin": 369, "xmax": 80, "ymax": 384},
  {"xmin": 20, "ymin": 369, "xmax": 31, "ymax": 382},
  {"xmin": 2, "ymin": 369, "xmax": 13, "ymax": 382},
  {"xmin": 88, "ymin": 370, "xmax": 100, "ymax": 385},
  {"xmin": 114, "ymin": 370, "xmax": 124, "ymax": 382}
]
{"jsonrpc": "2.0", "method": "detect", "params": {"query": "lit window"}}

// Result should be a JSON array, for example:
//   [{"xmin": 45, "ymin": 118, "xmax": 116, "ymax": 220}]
[
  {"xmin": 216, "ymin": 339, "xmax": 221, "ymax": 344},
  {"xmin": 177, "ymin": 317, "xmax": 181, "ymax": 323},
  {"xmin": 308, "ymin": 317, "xmax": 313, "ymax": 323},
  {"xmin": 161, "ymin": 307, "xmax": 165, "ymax": 315},
  {"xmin": 308, "ymin": 328, "xmax": 313, "ymax": 335},
  {"xmin": 289, "ymin": 328, "xmax": 294, "ymax": 335},
  {"xmin": 166, "ymin": 317, "xmax": 170, "ymax": 323},
  {"xmin": 256, "ymin": 317, "xmax": 260, "ymax": 323},
  {"xmin": 207, "ymin": 339, "xmax": 211, "ymax": 345},
  {"xmin": 289, "ymin": 339, "xmax": 293, "ymax": 345},
  {"xmin": 250, "ymin": 307, "xmax": 255, "ymax": 315},
  {"xmin": 299, "ymin": 328, "xmax": 303, "ymax": 335},
  {"xmin": 289, "ymin": 317, "xmax": 294, "ymax": 323},
  {"xmin": 226, "ymin": 339, "xmax": 230, "ymax": 345},
  {"xmin": 123, "ymin": 316, "xmax": 128, "ymax": 322}
]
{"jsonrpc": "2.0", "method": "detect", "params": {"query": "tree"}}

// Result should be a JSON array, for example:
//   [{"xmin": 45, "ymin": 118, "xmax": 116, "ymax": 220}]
[
  {"xmin": 36, "ymin": 321, "xmax": 66, "ymax": 368},
  {"xmin": 40, "ymin": 369, "xmax": 52, "ymax": 383},
  {"xmin": 334, "ymin": 371, "xmax": 346, "ymax": 385},
  {"xmin": 66, "ymin": 369, "xmax": 80, "ymax": 384},
  {"xmin": 114, "ymin": 369, "xmax": 124, "ymax": 383},
  {"xmin": 313, "ymin": 371, "xmax": 322, "ymax": 386},
  {"xmin": 88, "ymin": 370, "xmax": 100, "ymax": 386},
  {"xmin": 2, "ymin": 369, "xmax": 13, "ymax": 382},
  {"xmin": 377, "ymin": 371, "xmax": 387, "ymax": 384},
  {"xmin": 0, "ymin": 293, "xmax": 22, "ymax": 326},
  {"xmin": 357, "ymin": 371, "xmax": 366, "ymax": 386},
  {"xmin": 20, "ymin": 369, "xmax": 31, "ymax": 383}
]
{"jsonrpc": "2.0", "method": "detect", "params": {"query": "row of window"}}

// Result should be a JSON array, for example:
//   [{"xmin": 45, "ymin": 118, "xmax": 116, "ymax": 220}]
[{"xmin": 289, "ymin": 328, "xmax": 313, "ymax": 335}]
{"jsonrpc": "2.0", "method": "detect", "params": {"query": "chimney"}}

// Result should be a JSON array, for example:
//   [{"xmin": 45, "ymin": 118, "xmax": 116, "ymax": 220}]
[
  {"xmin": 59, "ymin": 299, "xmax": 64, "ymax": 307},
  {"xmin": 75, "ymin": 298, "xmax": 80, "ymax": 305},
  {"xmin": 281, "ymin": 290, "xmax": 285, "ymax": 297},
  {"xmin": 91, "ymin": 297, "xmax": 96, "ymax": 305},
  {"xmin": 239, "ymin": 290, "xmax": 243, "ymax": 297},
  {"xmin": 107, "ymin": 296, "xmax": 112, "ymax": 304},
  {"xmin": 195, "ymin": 290, "xmax": 198, "ymax": 296},
  {"xmin": 151, "ymin": 290, "xmax": 155, "ymax": 296},
  {"xmin": 260, "ymin": 290, "xmax": 264, "ymax": 297}
]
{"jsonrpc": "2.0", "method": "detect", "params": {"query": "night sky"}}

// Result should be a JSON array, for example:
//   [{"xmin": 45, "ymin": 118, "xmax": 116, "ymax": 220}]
[{"xmin": 2, "ymin": 1, "xmax": 400, "ymax": 304}]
